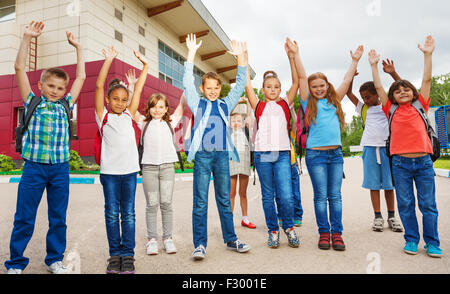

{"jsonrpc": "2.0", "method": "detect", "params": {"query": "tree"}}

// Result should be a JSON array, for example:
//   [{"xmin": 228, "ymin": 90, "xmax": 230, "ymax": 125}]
[{"xmin": 430, "ymin": 73, "xmax": 450, "ymax": 106}]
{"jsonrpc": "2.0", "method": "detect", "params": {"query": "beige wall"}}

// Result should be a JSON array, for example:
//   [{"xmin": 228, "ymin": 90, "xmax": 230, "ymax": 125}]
[{"xmin": 0, "ymin": 0, "xmax": 220, "ymax": 80}]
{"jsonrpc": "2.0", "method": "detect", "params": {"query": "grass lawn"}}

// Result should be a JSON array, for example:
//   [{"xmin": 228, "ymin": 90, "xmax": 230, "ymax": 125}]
[{"xmin": 434, "ymin": 158, "xmax": 450, "ymax": 170}]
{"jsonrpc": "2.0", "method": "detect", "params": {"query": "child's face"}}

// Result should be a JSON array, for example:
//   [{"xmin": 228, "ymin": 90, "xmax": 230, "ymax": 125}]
[
  {"xmin": 309, "ymin": 78, "xmax": 329, "ymax": 99},
  {"xmin": 360, "ymin": 90, "xmax": 380, "ymax": 106},
  {"xmin": 106, "ymin": 88, "xmax": 129, "ymax": 114},
  {"xmin": 200, "ymin": 78, "xmax": 222, "ymax": 102},
  {"xmin": 231, "ymin": 114, "xmax": 244, "ymax": 130},
  {"xmin": 393, "ymin": 86, "xmax": 414, "ymax": 105},
  {"xmin": 150, "ymin": 100, "xmax": 168, "ymax": 120},
  {"xmin": 38, "ymin": 76, "xmax": 67, "ymax": 102},
  {"xmin": 262, "ymin": 78, "xmax": 281, "ymax": 101}
]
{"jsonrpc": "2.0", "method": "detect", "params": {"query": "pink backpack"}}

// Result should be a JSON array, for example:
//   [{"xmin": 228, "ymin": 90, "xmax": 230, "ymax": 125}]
[{"xmin": 296, "ymin": 105, "xmax": 308, "ymax": 153}]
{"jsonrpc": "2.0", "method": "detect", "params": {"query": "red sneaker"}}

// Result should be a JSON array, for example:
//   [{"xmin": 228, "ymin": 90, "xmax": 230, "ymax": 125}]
[
  {"xmin": 318, "ymin": 233, "xmax": 331, "ymax": 250},
  {"xmin": 331, "ymin": 233, "xmax": 346, "ymax": 251},
  {"xmin": 241, "ymin": 220, "xmax": 256, "ymax": 229}
]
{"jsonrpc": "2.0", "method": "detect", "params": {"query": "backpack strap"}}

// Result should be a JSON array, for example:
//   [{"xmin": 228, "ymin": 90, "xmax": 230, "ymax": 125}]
[
  {"xmin": 361, "ymin": 104, "xmax": 369, "ymax": 128},
  {"xmin": 165, "ymin": 120, "xmax": 185, "ymax": 171},
  {"xmin": 21, "ymin": 95, "xmax": 43, "ymax": 136},
  {"xmin": 100, "ymin": 112, "xmax": 109, "ymax": 136}
]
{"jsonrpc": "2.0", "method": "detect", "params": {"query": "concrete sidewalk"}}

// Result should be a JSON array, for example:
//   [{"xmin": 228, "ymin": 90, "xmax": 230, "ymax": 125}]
[{"xmin": 0, "ymin": 158, "xmax": 449, "ymax": 274}]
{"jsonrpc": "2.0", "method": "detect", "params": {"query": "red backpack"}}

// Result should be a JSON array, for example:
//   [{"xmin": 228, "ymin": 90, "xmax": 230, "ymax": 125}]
[
  {"xmin": 254, "ymin": 99, "xmax": 291, "ymax": 133},
  {"xmin": 296, "ymin": 105, "xmax": 309, "ymax": 154},
  {"xmin": 94, "ymin": 111, "xmax": 141, "ymax": 165}
]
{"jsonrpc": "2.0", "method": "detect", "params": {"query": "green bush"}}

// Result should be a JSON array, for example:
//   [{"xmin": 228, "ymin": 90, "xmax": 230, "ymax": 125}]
[
  {"xmin": 174, "ymin": 152, "xmax": 194, "ymax": 170},
  {"xmin": 0, "ymin": 155, "xmax": 16, "ymax": 172},
  {"xmin": 69, "ymin": 150, "xmax": 87, "ymax": 171}
]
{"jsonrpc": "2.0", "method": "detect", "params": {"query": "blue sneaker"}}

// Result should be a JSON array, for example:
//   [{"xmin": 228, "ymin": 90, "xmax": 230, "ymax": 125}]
[
  {"xmin": 425, "ymin": 244, "xmax": 442, "ymax": 258},
  {"xmin": 226, "ymin": 239, "xmax": 251, "ymax": 253},
  {"xmin": 294, "ymin": 219, "xmax": 302, "ymax": 227},
  {"xmin": 278, "ymin": 220, "xmax": 282, "ymax": 227},
  {"xmin": 403, "ymin": 242, "xmax": 418, "ymax": 255},
  {"xmin": 192, "ymin": 245, "xmax": 206, "ymax": 260}
]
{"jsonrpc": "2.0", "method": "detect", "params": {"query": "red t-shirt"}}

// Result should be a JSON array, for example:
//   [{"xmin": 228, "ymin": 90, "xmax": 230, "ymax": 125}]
[{"xmin": 382, "ymin": 94, "xmax": 432, "ymax": 155}]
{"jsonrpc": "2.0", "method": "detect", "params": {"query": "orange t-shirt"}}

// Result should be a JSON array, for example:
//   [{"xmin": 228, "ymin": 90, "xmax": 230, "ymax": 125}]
[{"xmin": 382, "ymin": 94, "xmax": 432, "ymax": 155}]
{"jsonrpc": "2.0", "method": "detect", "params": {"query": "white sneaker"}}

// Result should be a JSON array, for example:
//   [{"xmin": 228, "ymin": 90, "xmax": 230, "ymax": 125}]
[
  {"xmin": 146, "ymin": 239, "xmax": 158, "ymax": 255},
  {"xmin": 47, "ymin": 261, "xmax": 71, "ymax": 274},
  {"xmin": 7, "ymin": 268, "xmax": 23, "ymax": 274},
  {"xmin": 163, "ymin": 237, "xmax": 177, "ymax": 254}
]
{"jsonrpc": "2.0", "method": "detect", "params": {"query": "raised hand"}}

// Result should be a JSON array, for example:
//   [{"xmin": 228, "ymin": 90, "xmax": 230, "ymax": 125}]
[
  {"xmin": 285, "ymin": 37, "xmax": 299, "ymax": 55},
  {"xmin": 382, "ymin": 58, "xmax": 396, "ymax": 74},
  {"xmin": 102, "ymin": 46, "xmax": 118, "ymax": 61},
  {"xmin": 24, "ymin": 21, "xmax": 44, "ymax": 38},
  {"xmin": 125, "ymin": 69, "xmax": 137, "ymax": 86},
  {"xmin": 186, "ymin": 33, "xmax": 202, "ymax": 53},
  {"xmin": 228, "ymin": 40, "xmax": 246, "ymax": 56},
  {"xmin": 418, "ymin": 35, "xmax": 435, "ymax": 55},
  {"xmin": 66, "ymin": 31, "xmax": 81, "ymax": 48},
  {"xmin": 368, "ymin": 49, "xmax": 380, "ymax": 65},
  {"xmin": 134, "ymin": 50, "xmax": 148, "ymax": 65},
  {"xmin": 350, "ymin": 45, "xmax": 364, "ymax": 61}
]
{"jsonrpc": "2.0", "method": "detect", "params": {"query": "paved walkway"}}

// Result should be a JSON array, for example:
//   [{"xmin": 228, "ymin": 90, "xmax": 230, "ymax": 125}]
[{"xmin": 0, "ymin": 158, "xmax": 449, "ymax": 274}]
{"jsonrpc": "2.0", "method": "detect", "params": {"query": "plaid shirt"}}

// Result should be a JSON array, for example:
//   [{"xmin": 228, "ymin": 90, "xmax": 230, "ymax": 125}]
[{"xmin": 21, "ymin": 91, "xmax": 74, "ymax": 164}]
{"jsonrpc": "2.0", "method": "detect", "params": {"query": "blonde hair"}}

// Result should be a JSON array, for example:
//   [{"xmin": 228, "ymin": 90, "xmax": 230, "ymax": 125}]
[
  {"xmin": 144, "ymin": 93, "xmax": 171, "ymax": 123},
  {"xmin": 306, "ymin": 72, "xmax": 346, "ymax": 132},
  {"xmin": 202, "ymin": 72, "xmax": 222, "ymax": 86},
  {"xmin": 40, "ymin": 68, "xmax": 69, "ymax": 86}
]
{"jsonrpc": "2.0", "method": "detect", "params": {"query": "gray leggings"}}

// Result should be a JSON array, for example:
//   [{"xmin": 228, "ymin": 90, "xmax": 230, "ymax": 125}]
[{"xmin": 141, "ymin": 163, "xmax": 175, "ymax": 240}]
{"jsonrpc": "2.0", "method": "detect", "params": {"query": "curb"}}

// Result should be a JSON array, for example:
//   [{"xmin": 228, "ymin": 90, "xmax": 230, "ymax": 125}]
[{"xmin": 435, "ymin": 168, "xmax": 450, "ymax": 178}]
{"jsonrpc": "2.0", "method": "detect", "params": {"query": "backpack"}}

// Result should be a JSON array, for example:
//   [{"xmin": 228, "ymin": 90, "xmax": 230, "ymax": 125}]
[
  {"xmin": 138, "ymin": 119, "xmax": 185, "ymax": 175},
  {"xmin": 361, "ymin": 104, "xmax": 369, "ymax": 129},
  {"xmin": 386, "ymin": 100, "xmax": 440, "ymax": 162},
  {"xmin": 15, "ymin": 95, "xmax": 72, "ymax": 153},
  {"xmin": 94, "ymin": 111, "xmax": 141, "ymax": 165}
]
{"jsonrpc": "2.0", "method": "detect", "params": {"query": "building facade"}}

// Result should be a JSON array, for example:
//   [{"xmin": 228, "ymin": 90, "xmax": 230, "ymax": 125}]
[{"xmin": 0, "ymin": 0, "xmax": 254, "ymax": 159}]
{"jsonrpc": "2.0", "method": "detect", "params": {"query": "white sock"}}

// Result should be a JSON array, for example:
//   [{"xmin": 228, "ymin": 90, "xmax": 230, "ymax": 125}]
[{"xmin": 242, "ymin": 216, "xmax": 249, "ymax": 224}]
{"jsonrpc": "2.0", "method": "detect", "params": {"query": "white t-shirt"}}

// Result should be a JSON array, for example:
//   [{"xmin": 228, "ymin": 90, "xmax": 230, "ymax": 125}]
[
  {"xmin": 96, "ymin": 108, "xmax": 140, "ymax": 175},
  {"xmin": 140, "ymin": 116, "xmax": 180, "ymax": 165},
  {"xmin": 356, "ymin": 101, "xmax": 389, "ymax": 147}
]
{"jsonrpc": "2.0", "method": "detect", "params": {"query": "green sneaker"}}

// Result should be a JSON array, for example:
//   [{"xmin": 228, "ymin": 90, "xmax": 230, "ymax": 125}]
[
  {"xmin": 294, "ymin": 219, "xmax": 302, "ymax": 227},
  {"xmin": 425, "ymin": 244, "xmax": 442, "ymax": 258},
  {"xmin": 278, "ymin": 220, "xmax": 282, "ymax": 227}
]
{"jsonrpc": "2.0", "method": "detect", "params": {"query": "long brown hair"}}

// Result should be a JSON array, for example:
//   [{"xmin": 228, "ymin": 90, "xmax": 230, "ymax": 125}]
[
  {"xmin": 306, "ymin": 73, "xmax": 346, "ymax": 132},
  {"xmin": 144, "ymin": 93, "xmax": 172, "ymax": 123}
]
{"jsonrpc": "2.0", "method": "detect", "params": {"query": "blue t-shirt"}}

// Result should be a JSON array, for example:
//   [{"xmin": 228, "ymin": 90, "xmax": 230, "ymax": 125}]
[
  {"xmin": 201, "ymin": 100, "xmax": 227, "ymax": 151},
  {"xmin": 301, "ymin": 96, "xmax": 341, "ymax": 148}
]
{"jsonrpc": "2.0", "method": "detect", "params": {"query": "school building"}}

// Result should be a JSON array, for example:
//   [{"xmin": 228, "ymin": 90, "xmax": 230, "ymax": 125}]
[{"xmin": 0, "ymin": 0, "xmax": 255, "ymax": 160}]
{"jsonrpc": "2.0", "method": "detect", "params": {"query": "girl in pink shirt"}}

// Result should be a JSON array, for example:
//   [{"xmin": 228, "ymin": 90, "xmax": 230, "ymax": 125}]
[{"xmin": 369, "ymin": 35, "xmax": 442, "ymax": 258}]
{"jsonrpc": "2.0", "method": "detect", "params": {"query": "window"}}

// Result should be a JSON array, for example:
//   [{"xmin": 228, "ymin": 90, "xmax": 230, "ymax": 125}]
[
  {"xmin": 139, "ymin": 45, "xmax": 145, "ymax": 56},
  {"xmin": 158, "ymin": 40, "xmax": 205, "ymax": 91},
  {"xmin": 71, "ymin": 104, "xmax": 78, "ymax": 138},
  {"xmin": 115, "ymin": 30, "xmax": 123, "ymax": 42},
  {"xmin": 114, "ymin": 8, "xmax": 123, "ymax": 21},
  {"xmin": 0, "ymin": 0, "xmax": 15, "ymax": 23},
  {"xmin": 138, "ymin": 26, "xmax": 145, "ymax": 37}
]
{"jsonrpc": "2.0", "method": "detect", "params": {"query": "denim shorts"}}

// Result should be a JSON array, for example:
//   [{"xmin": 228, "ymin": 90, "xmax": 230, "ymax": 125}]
[{"xmin": 362, "ymin": 146, "xmax": 394, "ymax": 190}]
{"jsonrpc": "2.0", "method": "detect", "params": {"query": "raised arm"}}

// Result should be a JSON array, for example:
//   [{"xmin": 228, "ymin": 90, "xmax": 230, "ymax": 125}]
[
  {"xmin": 66, "ymin": 31, "xmax": 86, "ymax": 104},
  {"xmin": 369, "ymin": 49, "xmax": 389, "ymax": 106},
  {"xmin": 336, "ymin": 45, "xmax": 364, "ymax": 101},
  {"xmin": 244, "ymin": 96, "xmax": 252, "ymax": 129},
  {"xmin": 183, "ymin": 33, "xmax": 203, "ymax": 112},
  {"xmin": 224, "ymin": 40, "xmax": 248, "ymax": 111},
  {"xmin": 244, "ymin": 47, "xmax": 259, "ymax": 111},
  {"xmin": 346, "ymin": 71, "xmax": 360, "ymax": 107},
  {"xmin": 382, "ymin": 58, "xmax": 402, "ymax": 81},
  {"xmin": 285, "ymin": 42, "xmax": 299, "ymax": 106},
  {"xmin": 128, "ymin": 51, "xmax": 149, "ymax": 117},
  {"xmin": 125, "ymin": 68, "xmax": 137, "ymax": 99},
  {"xmin": 15, "ymin": 21, "xmax": 44, "ymax": 102},
  {"xmin": 418, "ymin": 35, "xmax": 435, "ymax": 102},
  {"xmin": 172, "ymin": 92, "xmax": 187, "ymax": 126},
  {"xmin": 95, "ymin": 46, "xmax": 117, "ymax": 120},
  {"xmin": 286, "ymin": 38, "xmax": 308, "ymax": 102}
]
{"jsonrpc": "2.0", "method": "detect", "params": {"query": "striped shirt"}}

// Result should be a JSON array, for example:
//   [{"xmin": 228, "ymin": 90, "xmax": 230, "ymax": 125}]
[{"xmin": 21, "ymin": 91, "xmax": 74, "ymax": 164}]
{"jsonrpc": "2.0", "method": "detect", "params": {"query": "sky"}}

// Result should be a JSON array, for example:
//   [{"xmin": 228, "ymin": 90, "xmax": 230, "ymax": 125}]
[{"xmin": 201, "ymin": 0, "xmax": 450, "ymax": 121}]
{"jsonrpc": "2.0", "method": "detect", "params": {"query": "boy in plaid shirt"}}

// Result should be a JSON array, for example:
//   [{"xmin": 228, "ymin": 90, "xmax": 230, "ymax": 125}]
[{"xmin": 5, "ymin": 21, "xmax": 86, "ymax": 274}]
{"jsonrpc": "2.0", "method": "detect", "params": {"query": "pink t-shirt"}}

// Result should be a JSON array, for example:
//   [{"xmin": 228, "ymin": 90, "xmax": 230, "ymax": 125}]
[
  {"xmin": 254, "ymin": 97, "xmax": 291, "ymax": 152},
  {"xmin": 382, "ymin": 94, "xmax": 433, "ymax": 155}
]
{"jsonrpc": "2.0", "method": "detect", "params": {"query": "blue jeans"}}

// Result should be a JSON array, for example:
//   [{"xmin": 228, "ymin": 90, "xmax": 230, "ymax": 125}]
[
  {"xmin": 392, "ymin": 155, "xmax": 440, "ymax": 246},
  {"xmin": 5, "ymin": 160, "xmax": 70, "ymax": 270},
  {"xmin": 193, "ymin": 151, "xmax": 237, "ymax": 248},
  {"xmin": 254, "ymin": 151, "xmax": 294, "ymax": 232},
  {"xmin": 275, "ymin": 162, "xmax": 304, "ymax": 221},
  {"xmin": 100, "ymin": 173, "xmax": 137, "ymax": 257},
  {"xmin": 305, "ymin": 148, "xmax": 344, "ymax": 235}
]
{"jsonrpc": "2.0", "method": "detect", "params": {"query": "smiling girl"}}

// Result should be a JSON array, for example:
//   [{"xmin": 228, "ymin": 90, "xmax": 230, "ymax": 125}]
[
  {"xmin": 287, "ymin": 37, "xmax": 364, "ymax": 251},
  {"xmin": 369, "ymin": 35, "xmax": 442, "ymax": 258},
  {"xmin": 140, "ymin": 93, "xmax": 187, "ymax": 256},
  {"xmin": 95, "ymin": 46, "xmax": 148, "ymax": 274}
]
